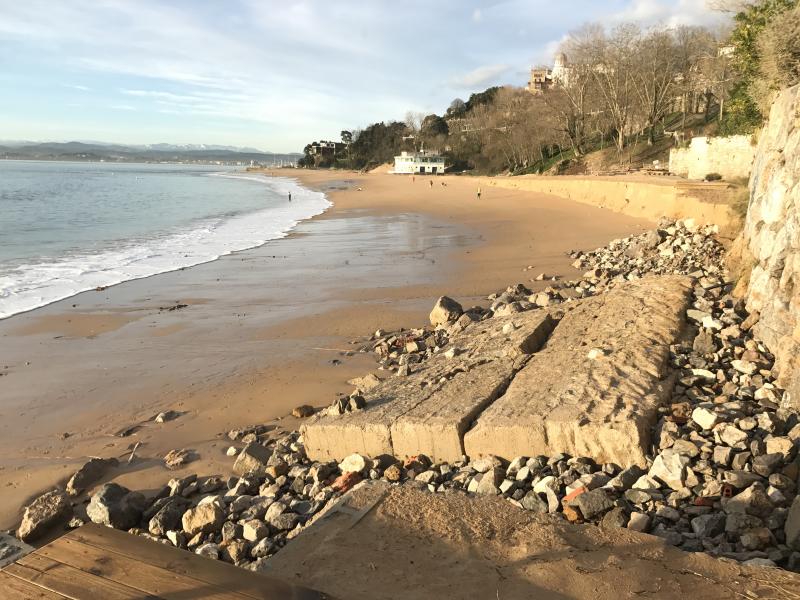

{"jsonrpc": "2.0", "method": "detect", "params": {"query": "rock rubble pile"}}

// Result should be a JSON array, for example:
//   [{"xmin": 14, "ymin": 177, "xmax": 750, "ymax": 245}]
[{"xmin": 14, "ymin": 219, "xmax": 800, "ymax": 573}]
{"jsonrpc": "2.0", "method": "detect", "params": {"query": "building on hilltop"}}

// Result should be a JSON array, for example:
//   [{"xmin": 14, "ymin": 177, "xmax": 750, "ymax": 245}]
[
  {"xmin": 309, "ymin": 140, "xmax": 346, "ymax": 156},
  {"xmin": 527, "ymin": 53, "xmax": 570, "ymax": 94},
  {"xmin": 393, "ymin": 150, "xmax": 446, "ymax": 175}
]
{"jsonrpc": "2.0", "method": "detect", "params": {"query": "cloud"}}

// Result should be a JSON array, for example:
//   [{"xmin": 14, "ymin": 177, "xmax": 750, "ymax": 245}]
[
  {"xmin": 608, "ymin": 0, "xmax": 728, "ymax": 28},
  {"xmin": 64, "ymin": 84, "xmax": 91, "ymax": 92},
  {"xmin": 111, "ymin": 104, "xmax": 137, "ymax": 111},
  {"xmin": 448, "ymin": 64, "xmax": 511, "ymax": 89},
  {"xmin": 472, "ymin": 9, "xmax": 483, "ymax": 23}
]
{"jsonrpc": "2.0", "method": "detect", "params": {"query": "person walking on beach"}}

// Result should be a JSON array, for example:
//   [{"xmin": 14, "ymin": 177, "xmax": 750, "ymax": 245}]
[
  {"xmin": 429, "ymin": 180, "xmax": 434, "ymax": 189},
  {"xmin": 477, "ymin": 185, "xmax": 481, "ymax": 200},
  {"xmin": 288, "ymin": 192, "xmax": 292, "ymax": 202}
]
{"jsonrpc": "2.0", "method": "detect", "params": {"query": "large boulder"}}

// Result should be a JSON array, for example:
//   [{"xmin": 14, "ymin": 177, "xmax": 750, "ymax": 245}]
[
  {"xmin": 86, "ymin": 483, "xmax": 146, "ymax": 530},
  {"xmin": 429, "ymin": 296, "xmax": 463, "ymax": 327},
  {"xmin": 66, "ymin": 457, "xmax": 119, "ymax": 496},
  {"xmin": 17, "ymin": 490, "xmax": 72, "ymax": 541}
]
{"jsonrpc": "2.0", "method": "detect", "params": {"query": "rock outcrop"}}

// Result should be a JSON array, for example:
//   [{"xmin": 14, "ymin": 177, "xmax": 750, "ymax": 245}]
[{"xmin": 738, "ymin": 83, "xmax": 800, "ymax": 410}]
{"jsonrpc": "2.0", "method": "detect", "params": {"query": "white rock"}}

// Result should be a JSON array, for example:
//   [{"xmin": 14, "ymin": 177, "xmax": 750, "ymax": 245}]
[
  {"xmin": 691, "ymin": 406, "xmax": 719, "ymax": 430},
  {"xmin": 339, "ymin": 453, "xmax": 371, "ymax": 473}
]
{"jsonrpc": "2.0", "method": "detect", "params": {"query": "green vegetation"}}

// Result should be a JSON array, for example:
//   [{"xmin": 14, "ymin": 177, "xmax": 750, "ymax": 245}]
[{"xmin": 720, "ymin": 0, "xmax": 799, "ymax": 134}]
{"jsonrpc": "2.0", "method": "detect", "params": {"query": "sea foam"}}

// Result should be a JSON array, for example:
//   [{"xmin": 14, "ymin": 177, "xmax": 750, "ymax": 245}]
[{"xmin": 0, "ymin": 175, "xmax": 330, "ymax": 319}]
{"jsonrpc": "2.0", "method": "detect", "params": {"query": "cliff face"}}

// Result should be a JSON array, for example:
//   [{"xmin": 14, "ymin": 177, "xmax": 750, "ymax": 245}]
[{"xmin": 740, "ymin": 84, "xmax": 800, "ymax": 408}]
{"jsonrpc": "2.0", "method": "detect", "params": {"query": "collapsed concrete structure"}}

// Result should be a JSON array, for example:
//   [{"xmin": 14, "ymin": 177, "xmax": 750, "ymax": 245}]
[{"xmin": 303, "ymin": 276, "xmax": 692, "ymax": 467}]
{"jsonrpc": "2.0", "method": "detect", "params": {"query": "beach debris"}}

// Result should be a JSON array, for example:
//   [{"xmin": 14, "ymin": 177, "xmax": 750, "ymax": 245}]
[
  {"xmin": 291, "ymin": 405, "xmax": 315, "ymax": 418},
  {"xmin": 16, "ymin": 490, "xmax": 72, "ymax": 542},
  {"xmin": 159, "ymin": 303, "xmax": 188, "ymax": 312},
  {"xmin": 154, "ymin": 410, "xmax": 181, "ymax": 423},
  {"xmin": 164, "ymin": 448, "xmax": 194, "ymax": 470},
  {"xmin": 66, "ymin": 457, "xmax": 119, "ymax": 496},
  {"xmin": 127, "ymin": 441, "xmax": 142, "ymax": 464},
  {"xmin": 86, "ymin": 483, "xmax": 146, "ymax": 529},
  {"xmin": 114, "ymin": 424, "xmax": 141, "ymax": 437},
  {"xmin": 326, "ymin": 392, "xmax": 366, "ymax": 416}
]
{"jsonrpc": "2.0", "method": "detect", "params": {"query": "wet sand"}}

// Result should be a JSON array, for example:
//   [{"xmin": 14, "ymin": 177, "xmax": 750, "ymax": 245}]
[{"xmin": 0, "ymin": 170, "xmax": 651, "ymax": 530}]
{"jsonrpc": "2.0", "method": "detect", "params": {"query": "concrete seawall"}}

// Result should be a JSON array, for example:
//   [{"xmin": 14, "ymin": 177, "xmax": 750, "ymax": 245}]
[{"xmin": 478, "ymin": 175, "xmax": 739, "ymax": 234}]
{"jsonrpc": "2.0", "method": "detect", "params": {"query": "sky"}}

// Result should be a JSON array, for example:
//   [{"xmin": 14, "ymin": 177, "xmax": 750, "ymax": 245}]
[{"xmin": 0, "ymin": 1, "xmax": 729, "ymax": 153}]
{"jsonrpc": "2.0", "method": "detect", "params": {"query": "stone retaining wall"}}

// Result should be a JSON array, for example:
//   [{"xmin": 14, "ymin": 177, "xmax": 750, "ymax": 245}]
[
  {"xmin": 670, "ymin": 135, "xmax": 756, "ymax": 181},
  {"xmin": 737, "ymin": 84, "xmax": 800, "ymax": 410}
]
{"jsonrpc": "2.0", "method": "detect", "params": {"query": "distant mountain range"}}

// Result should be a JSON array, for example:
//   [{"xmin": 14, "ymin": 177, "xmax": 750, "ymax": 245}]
[{"xmin": 0, "ymin": 141, "xmax": 301, "ymax": 164}]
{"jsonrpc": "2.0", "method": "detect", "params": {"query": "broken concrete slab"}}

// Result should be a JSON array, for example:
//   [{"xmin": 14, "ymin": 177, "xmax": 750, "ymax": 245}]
[
  {"xmin": 302, "ymin": 311, "xmax": 555, "ymax": 462},
  {"xmin": 391, "ymin": 314, "xmax": 555, "ymax": 462},
  {"xmin": 463, "ymin": 276, "xmax": 692, "ymax": 467}
]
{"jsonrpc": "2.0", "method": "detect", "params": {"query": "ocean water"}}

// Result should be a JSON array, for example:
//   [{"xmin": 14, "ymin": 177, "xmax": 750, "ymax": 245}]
[{"xmin": 0, "ymin": 161, "xmax": 330, "ymax": 319}]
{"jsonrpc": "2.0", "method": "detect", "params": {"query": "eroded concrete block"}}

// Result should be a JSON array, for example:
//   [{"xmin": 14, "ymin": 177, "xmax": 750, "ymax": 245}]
[
  {"xmin": 302, "ymin": 311, "xmax": 555, "ymax": 462},
  {"xmin": 391, "ymin": 313, "xmax": 555, "ymax": 462},
  {"xmin": 463, "ymin": 276, "xmax": 692, "ymax": 467}
]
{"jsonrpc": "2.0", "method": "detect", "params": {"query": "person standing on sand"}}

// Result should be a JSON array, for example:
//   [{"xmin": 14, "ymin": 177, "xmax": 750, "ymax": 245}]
[
  {"xmin": 288, "ymin": 192, "xmax": 292, "ymax": 202},
  {"xmin": 429, "ymin": 180, "xmax": 434, "ymax": 189},
  {"xmin": 477, "ymin": 185, "xmax": 481, "ymax": 200}
]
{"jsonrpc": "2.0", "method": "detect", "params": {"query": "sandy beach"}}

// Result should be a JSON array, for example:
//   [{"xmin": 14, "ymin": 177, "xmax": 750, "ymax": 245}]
[{"xmin": 0, "ymin": 170, "xmax": 651, "ymax": 531}]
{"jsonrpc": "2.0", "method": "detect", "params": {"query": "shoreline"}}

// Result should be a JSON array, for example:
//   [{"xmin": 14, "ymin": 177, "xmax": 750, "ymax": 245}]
[
  {"xmin": 0, "ymin": 170, "xmax": 651, "ymax": 530},
  {"xmin": 0, "ymin": 169, "xmax": 330, "ymax": 321}
]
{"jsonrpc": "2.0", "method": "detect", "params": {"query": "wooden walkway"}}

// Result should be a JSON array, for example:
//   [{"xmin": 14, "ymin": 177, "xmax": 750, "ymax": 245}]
[{"xmin": 0, "ymin": 523, "xmax": 331, "ymax": 599}]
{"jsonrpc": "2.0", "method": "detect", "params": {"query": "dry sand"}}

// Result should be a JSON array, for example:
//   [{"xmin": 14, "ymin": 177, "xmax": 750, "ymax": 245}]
[
  {"xmin": 269, "ymin": 481, "xmax": 800, "ymax": 599},
  {"xmin": 0, "ymin": 169, "xmax": 650, "ymax": 531}
]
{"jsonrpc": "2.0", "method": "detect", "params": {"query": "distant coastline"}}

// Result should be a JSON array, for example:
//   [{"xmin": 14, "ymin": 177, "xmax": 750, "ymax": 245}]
[{"xmin": 0, "ymin": 140, "xmax": 301, "ymax": 166}]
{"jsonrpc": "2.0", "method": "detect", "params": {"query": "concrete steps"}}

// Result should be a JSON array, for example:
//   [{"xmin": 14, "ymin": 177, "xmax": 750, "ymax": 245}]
[{"xmin": 303, "ymin": 276, "xmax": 692, "ymax": 467}]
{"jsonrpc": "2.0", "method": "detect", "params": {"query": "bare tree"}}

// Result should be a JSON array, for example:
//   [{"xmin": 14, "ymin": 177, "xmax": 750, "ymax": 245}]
[
  {"xmin": 590, "ymin": 24, "xmax": 640, "ymax": 152},
  {"xmin": 547, "ymin": 24, "xmax": 605, "ymax": 157},
  {"xmin": 630, "ymin": 27, "xmax": 681, "ymax": 145},
  {"xmin": 673, "ymin": 26, "xmax": 717, "ymax": 127}
]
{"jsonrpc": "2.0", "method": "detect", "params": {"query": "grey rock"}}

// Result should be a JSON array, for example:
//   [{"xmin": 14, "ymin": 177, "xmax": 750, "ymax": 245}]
[
  {"xmin": 724, "ymin": 483, "xmax": 774, "ymax": 519},
  {"xmin": 520, "ymin": 492, "xmax": 548, "ymax": 513},
  {"xmin": 569, "ymin": 489, "xmax": 614, "ymax": 520},
  {"xmin": 233, "ymin": 442, "xmax": 272, "ymax": 477},
  {"xmin": 66, "ymin": 457, "xmax": 119, "ymax": 496},
  {"xmin": 17, "ymin": 490, "xmax": 72, "ymax": 542},
  {"xmin": 87, "ymin": 483, "xmax": 146, "ymax": 530},
  {"xmin": 691, "ymin": 513, "xmax": 726, "ymax": 538}
]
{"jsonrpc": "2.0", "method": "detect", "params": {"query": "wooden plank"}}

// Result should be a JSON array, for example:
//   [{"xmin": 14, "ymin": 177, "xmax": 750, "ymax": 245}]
[
  {"xmin": 35, "ymin": 538, "xmax": 253, "ymax": 600},
  {"xmin": 0, "ymin": 571, "xmax": 69, "ymax": 600},
  {"xmin": 66, "ymin": 524, "xmax": 328, "ymax": 600},
  {"xmin": 3, "ymin": 558, "xmax": 146, "ymax": 600}
]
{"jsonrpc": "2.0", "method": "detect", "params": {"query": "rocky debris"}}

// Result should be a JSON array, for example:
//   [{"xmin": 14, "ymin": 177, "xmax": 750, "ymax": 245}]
[
  {"xmin": 291, "ymin": 405, "xmax": 315, "ymax": 418},
  {"xmin": 86, "ymin": 483, "xmax": 146, "ymax": 530},
  {"xmin": 325, "ymin": 392, "xmax": 366, "ymax": 416},
  {"xmin": 164, "ymin": 449, "xmax": 194, "ymax": 470},
  {"xmin": 66, "ymin": 457, "xmax": 119, "ymax": 496},
  {"xmin": 42, "ymin": 221, "xmax": 800, "ymax": 574},
  {"xmin": 17, "ymin": 490, "xmax": 72, "ymax": 542}
]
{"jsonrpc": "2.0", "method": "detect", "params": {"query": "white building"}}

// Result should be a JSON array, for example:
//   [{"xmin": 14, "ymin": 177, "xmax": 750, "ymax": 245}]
[{"xmin": 393, "ymin": 151, "xmax": 446, "ymax": 175}]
